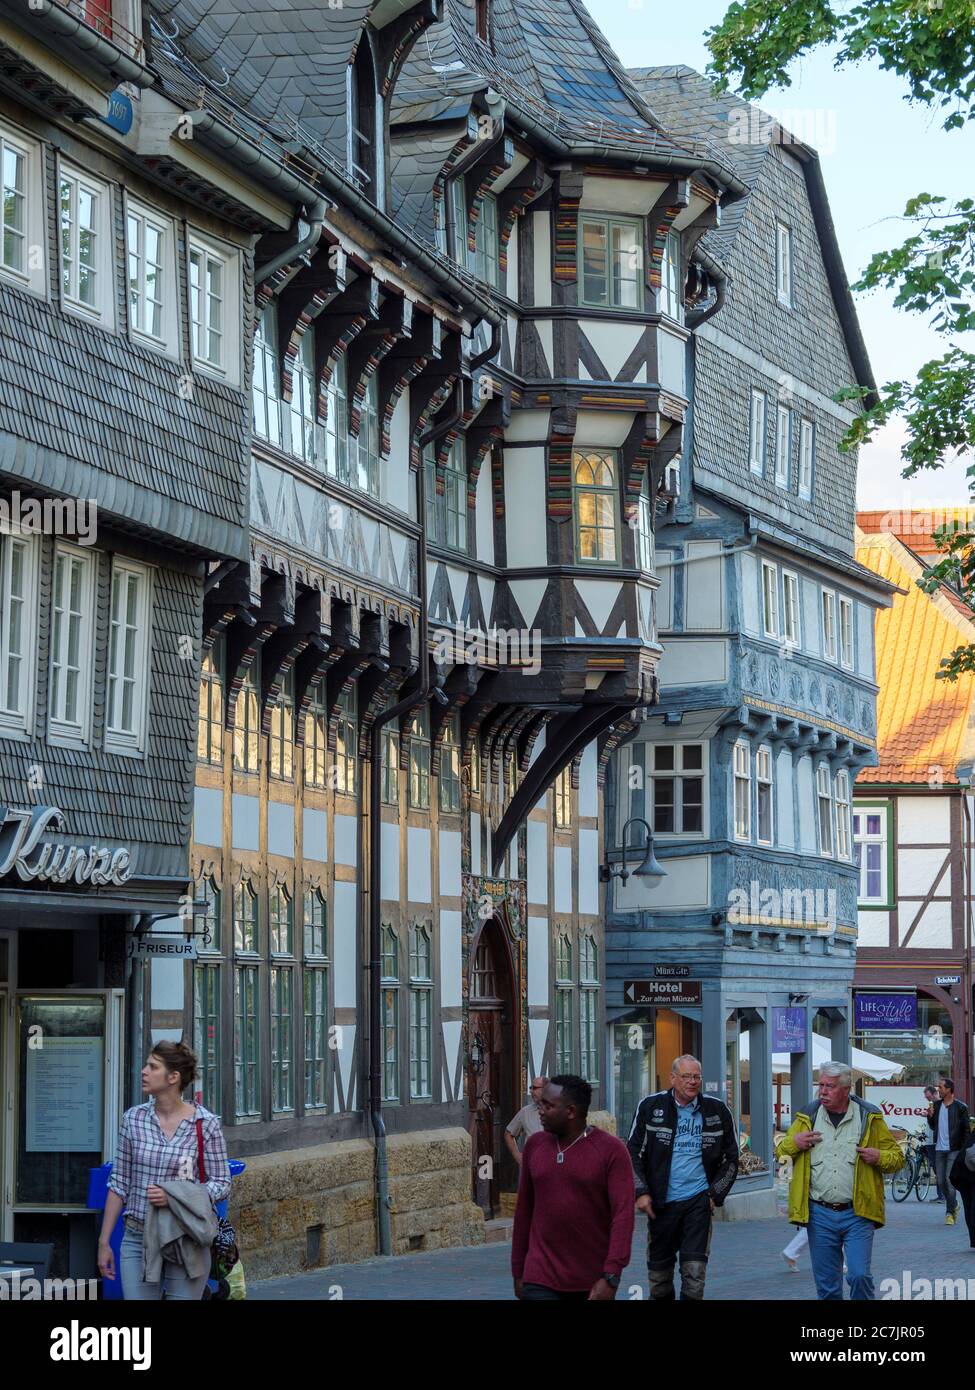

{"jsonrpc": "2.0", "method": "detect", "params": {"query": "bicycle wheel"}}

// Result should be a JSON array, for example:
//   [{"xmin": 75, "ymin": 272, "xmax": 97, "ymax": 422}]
[
  {"xmin": 891, "ymin": 1157, "xmax": 915, "ymax": 1202},
  {"xmin": 914, "ymin": 1155, "xmax": 932, "ymax": 1202}
]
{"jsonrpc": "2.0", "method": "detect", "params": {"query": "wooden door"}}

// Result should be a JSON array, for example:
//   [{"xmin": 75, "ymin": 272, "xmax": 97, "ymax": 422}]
[{"xmin": 468, "ymin": 921, "xmax": 515, "ymax": 1216}]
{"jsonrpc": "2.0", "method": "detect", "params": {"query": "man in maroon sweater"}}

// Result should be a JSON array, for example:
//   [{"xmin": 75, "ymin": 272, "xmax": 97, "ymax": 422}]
[{"xmin": 511, "ymin": 1074, "xmax": 635, "ymax": 1300}]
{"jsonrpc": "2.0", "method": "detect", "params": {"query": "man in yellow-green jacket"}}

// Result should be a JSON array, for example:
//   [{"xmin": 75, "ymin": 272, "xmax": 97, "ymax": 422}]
[{"xmin": 779, "ymin": 1062, "xmax": 905, "ymax": 1300}]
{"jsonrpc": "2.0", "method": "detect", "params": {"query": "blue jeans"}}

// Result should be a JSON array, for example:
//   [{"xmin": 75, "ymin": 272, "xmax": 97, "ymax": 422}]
[
  {"xmin": 119, "ymin": 1225, "xmax": 209, "ymax": 1301},
  {"xmin": 806, "ymin": 1201, "xmax": 875, "ymax": 1300}
]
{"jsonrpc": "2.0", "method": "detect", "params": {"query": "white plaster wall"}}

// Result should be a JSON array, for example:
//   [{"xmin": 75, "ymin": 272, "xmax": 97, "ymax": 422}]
[
  {"xmin": 267, "ymin": 802, "xmax": 294, "ymax": 858},
  {"xmin": 578, "ymin": 829, "xmax": 599, "ymax": 915},
  {"xmin": 304, "ymin": 808, "xmax": 327, "ymax": 864},
  {"xmin": 333, "ymin": 813, "xmax": 357, "ymax": 867},
  {"xmin": 440, "ymin": 909, "xmax": 463, "ymax": 1008},
  {"xmin": 332, "ymin": 880, "xmax": 357, "ymax": 1007},
  {"xmin": 576, "ymin": 579, "xmax": 620, "ymax": 635},
  {"xmin": 532, "ymin": 210, "xmax": 551, "ymax": 306},
  {"xmin": 796, "ymin": 757, "xmax": 816, "ymax": 852},
  {"xmin": 656, "ymin": 551, "xmax": 674, "ymax": 631},
  {"xmin": 579, "ymin": 743, "xmax": 598, "ymax": 818},
  {"xmin": 856, "ymin": 602, "xmax": 874, "ymax": 679},
  {"xmin": 657, "ymin": 638, "xmax": 728, "ymax": 686},
  {"xmin": 738, "ymin": 550, "xmax": 759, "ymax": 637},
  {"xmin": 231, "ymin": 794, "xmax": 259, "ymax": 852},
  {"xmin": 615, "ymin": 855, "xmax": 710, "ymax": 910},
  {"xmin": 504, "ymin": 447, "xmax": 546, "ymax": 568},
  {"xmin": 554, "ymin": 847, "xmax": 573, "ymax": 912},
  {"xmin": 684, "ymin": 541, "xmax": 724, "ymax": 631},
  {"xmin": 380, "ymin": 821, "xmax": 399, "ymax": 901},
  {"xmin": 900, "ymin": 899, "xmax": 951, "ymax": 948},
  {"xmin": 857, "ymin": 911, "xmax": 889, "ymax": 947},
  {"xmin": 802, "ymin": 578, "xmax": 821, "ymax": 658},
  {"xmin": 439, "ymin": 829, "xmax": 462, "ymax": 897},
  {"xmin": 776, "ymin": 750, "xmax": 795, "ymax": 849},
  {"xmin": 898, "ymin": 797, "xmax": 950, "ymax": 844},
  {"xmin": 897, "ymin": 847, "xmax": 949, "ymax": 897},
  {"xmin": 407, "ymin": 825, "xmax": 431, "ymax": 902},
  {"xmin": 193, "ymin": 787, "xmax": 222, "ymax": 848},
  {"xmin": 527, "ymin": 819, "xmax": 548, "ymax": 904},
  {"xmin": 527, "ymin": 914, "xmax": 549, "ymax": 1006}
]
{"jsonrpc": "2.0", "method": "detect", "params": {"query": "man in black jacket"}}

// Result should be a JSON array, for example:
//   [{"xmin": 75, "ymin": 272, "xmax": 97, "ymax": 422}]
[
  {"xmin": 626, "ymin": 1054, "xmax": 738, "ymax": 1300},
  {"xmin": 927, "ymin": 1078, "xmax": 971, "ymax": 1225}
]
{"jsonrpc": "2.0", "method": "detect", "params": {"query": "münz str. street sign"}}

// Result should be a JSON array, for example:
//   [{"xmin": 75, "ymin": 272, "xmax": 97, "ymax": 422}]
[{"xmin": 624, "ymin": 979, "xmax": 702, "ymax": 1007}]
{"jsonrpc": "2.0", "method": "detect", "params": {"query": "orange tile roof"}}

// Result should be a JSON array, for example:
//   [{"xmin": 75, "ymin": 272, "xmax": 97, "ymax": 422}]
[
  {"xmin": 856, "ymin": 527, "xmax": 975, "ymax": 785},
  {"xmin": 857, "ymin": 507, "xmax": 975, "ymax": 557}
]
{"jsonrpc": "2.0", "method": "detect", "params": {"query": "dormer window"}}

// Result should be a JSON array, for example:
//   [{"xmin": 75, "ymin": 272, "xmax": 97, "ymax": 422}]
[{"xmin": 349, "ymin": 32, "xmax": 378, "ymax": 197}]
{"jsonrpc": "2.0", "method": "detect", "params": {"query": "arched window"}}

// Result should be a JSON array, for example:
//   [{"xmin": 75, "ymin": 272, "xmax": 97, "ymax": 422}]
[
  {"xmin": 572, "ymin": 449, "xmax": 619, "ymax": 564},
  {"xmin": 555, "ymin": 932, "xmax": 573, "ymax": 1073}
]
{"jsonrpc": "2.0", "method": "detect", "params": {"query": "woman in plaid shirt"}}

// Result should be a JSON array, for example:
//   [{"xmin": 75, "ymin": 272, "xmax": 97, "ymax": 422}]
[{"xmin": 97, "ymin": 1040, "xmax": 231, "ymax": 1300}]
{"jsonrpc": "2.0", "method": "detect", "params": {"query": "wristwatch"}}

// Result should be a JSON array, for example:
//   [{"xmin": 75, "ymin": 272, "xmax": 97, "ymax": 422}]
[{"xmin": 602, "ymin": 1272, "xmax": 621, "ymax": 1289}]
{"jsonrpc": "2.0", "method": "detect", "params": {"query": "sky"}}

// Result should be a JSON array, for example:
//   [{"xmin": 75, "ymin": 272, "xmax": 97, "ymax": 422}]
[{"xmin": 587, "ymin": 0, "xmax": 975, "ymax": 512}]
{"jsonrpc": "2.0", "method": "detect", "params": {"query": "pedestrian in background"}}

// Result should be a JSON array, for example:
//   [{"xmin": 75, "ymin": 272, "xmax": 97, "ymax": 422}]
[
  {"xmin": 949, "ymin": 1123, "xmax": 975, "ymax": 1249},
  {"xmin": 923, "ymin": 1085, "xmax": 941, "ymax": 1199},
  {"xmin": 505, "ymin": 1076, "xmax": 547, "ymax": 1169},
  {"xmin": 779, "ymin": 1061, "xmax": 904, "ymax": 1300},
  {"xmin": 927, "ymin": 1078, "xmax": 970, "ymax": 1226},
  {"xmin": 511, "ymin": 1075, "xmax": 634, "ymax": 1301},
  {"xmin": 626, "ymin": 1055, "xmax": 738, "ymax": 1300}
]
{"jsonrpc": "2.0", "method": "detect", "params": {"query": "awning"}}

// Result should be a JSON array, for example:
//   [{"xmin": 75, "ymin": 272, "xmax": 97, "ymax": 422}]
[{"xmin": 739, "ymin": 1030, "xmax": 904, "ymax": 1081}]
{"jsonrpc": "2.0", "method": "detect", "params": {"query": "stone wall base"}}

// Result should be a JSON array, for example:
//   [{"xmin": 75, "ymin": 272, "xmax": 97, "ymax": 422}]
[
  {"xmin": 229, "ymin": 1127, "xmax": 484, "ymax": 1280},
  {"xmin": 714, "ymin": 1185, "xmax": 779, "ymax": 1221}
]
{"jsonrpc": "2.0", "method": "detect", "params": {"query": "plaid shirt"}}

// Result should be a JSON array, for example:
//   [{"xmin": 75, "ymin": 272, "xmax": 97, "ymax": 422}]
[{"xmin": 108, "ymin": 1099, "xmax": 230, "ymax": 1226}]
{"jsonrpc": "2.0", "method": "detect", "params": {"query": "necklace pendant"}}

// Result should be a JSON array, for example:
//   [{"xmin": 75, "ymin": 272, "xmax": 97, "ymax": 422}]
[{"xmin": 556, "ymin": 1151, "xmax": 564, "ymax": 1165}]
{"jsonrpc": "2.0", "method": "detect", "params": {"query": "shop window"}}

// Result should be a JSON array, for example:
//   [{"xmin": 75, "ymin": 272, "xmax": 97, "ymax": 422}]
[
  {"xmin": 853, "ymin": 803, "xmax": 891, "ymax": 906},
  {"xmin": 579, "ymin": 932, "xmax": 599, "ymax": 1083},
  {"xmin": 733, "ymin": 741, "xmax": 751, "ymax": 840},
  {"xmin": 303, "ymin": 889, "xmax": 329, "ymax": 1110},
  {"xmin": 334, "ymin": 683, "xmax": 357, "ymax": 795},
  {"xmin": 193, "ymin": 962, "xmax": 221, "ymax": 1114},
  {"xmin": 408, "ymin": 705, "xmax": 431, "ymax": 809},
  {"xmin": 233, "ymin": 658, "xmax": 260, "ymax": 773},
  {"xmin": 106, "ymin": 560, "xmax": 151, "ymax": 755},
  {"xmin": 440, "ymin": 710, "xmax": 462, "ymax": 812},
  {"xmin": 612, "ymin": 1008, "xmax": 702, "ymax": 1137},
  {"xmin": 0, "ymin": 530, "xmax": 38, "ymax": 735},
  {"xmin": 268, "ymin": 667, "xmax": 295, "ymax": 780},
  {"xmin": 555, "ymin": 932, "xmax": 573, "ymax": 1074},
  {"xmin": 197, "ymin": 637, "xmax": 224, "ymax": 765},
  {"xmin": 816, "ymin": 762, "xmax": 834, "ymax": 856},
  {"xmin": 304, "ymin": 677, "xmax": 327, "ymax": 789},
  {"xmin": 381, "ymin": 925, "xmax": 400, "ymax": 1101},
  {"xmin": 573, "ymin": 449, "xmax": 620, "ymax": 565},
  {"xmin": 579, "ymin": 214, "xmax": 642, "ymax": 309},
  {"xmin": 409, "ymin": 923, "xmax": 433, "ymax": 1100},
  {"xmin": 855, "ymin": 994, "xmax": 951, "ymax": 1088},
  {"xmin": 233, "ymin": 965, "xmax": 260, "ymax": 1119},
  {"xmin": 49, "ymin": 544, "xmax": 95, "ymax": 745}
]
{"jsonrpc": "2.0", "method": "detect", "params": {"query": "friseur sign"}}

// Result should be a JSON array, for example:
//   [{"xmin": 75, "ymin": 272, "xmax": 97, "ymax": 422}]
[
  {"xmin": 624, "ymin": 979, "xmax": 702, "ymax": 1008},
  {"xmin": 0, "ymin": 805, "xmax": 134, "ymax": 887}
]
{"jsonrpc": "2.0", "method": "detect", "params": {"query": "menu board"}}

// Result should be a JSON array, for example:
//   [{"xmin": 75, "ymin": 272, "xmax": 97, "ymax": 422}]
[{"xmin": 25, "ymin": 1036, "xmax": 104, "ymax": 1152}]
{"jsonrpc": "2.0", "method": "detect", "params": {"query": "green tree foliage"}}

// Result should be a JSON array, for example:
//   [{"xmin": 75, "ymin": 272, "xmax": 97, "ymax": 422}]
[{"xmin": 707, "ymin": 0, "xmax": 975, "ymax": 678}]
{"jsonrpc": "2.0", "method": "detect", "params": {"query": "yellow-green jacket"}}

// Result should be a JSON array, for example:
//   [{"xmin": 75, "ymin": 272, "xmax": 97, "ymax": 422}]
[{"xmin": 779, "ymin": 1094, "xmax": 906, "ymax": 1226}]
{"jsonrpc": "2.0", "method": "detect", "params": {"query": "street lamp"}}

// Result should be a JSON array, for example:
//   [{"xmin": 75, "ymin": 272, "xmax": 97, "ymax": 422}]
[{"xmin": 599, "ymin": 816, "xmax": 665, "ymax": 884}]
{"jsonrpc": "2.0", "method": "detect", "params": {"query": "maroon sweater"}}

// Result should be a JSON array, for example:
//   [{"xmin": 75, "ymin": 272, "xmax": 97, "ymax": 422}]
[{"xmin": 511, "ymin": 1126, "xmax": 635, "ymax": 1292}]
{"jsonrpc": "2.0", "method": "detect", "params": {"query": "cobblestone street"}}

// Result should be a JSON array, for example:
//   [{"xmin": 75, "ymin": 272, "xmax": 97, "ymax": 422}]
[{"xmin": 250, "ymin": 1195, "xmax": 975, "ymax": 1302}]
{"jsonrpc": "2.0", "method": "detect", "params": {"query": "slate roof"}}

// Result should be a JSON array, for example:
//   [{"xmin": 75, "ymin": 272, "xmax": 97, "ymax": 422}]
[{"xmin": 856, "ymin": 525, "xmax": 975, "ymax": 785}]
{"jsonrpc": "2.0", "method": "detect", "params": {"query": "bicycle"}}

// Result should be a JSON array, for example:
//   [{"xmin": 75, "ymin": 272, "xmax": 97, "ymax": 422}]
[{"xmin": 890, "ymin": 1128, "xmax": 933, "ymax": 1202}]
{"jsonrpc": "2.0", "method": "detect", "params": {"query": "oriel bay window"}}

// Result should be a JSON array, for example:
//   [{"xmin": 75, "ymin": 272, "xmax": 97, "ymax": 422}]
[
  {"xmin": 381, "ymin": 925, "xmax": 399, "ymax": 1102},
  {"xmin": 573, "ymin": 449, "xmax": 620, "ymax": 564},
  {"xmin": 408, "ymin": 706, "xmax": 431, "ymax": 809},
  {"xmin": 643, "ymin": 742, "xmax": 705, "ymax": 836},
  {"xmin": 409, "ymin": 923, "xmax": 433, "ymax": 1100},
  {"xmin": 659, "ymin": 229, "xmax": 683, "ymax": 322},
  {"xmin": 334, "ymin": 684, "xmax": 357, "ymax": 795},
  {"xmin": 303, "ymin": 678, "xmax": 327, "ymax": 789},
  {"xmin": 0, "ymin": 531, "xmax": 37, "ymax": 734},
  {"xmin": 303, "ymin": 889, "xmax": 329, "ymax": 1110},
  {"xmin": 579, "ymin": 931, "xmax": 599, "ymax": 1083},
  {"xmin": 269, "ymin": 667, "xmax": 294, "ymax": 780},
  {"xmin": 439, "ymin": 711, "xmax": 461, "ymax": 812},
  {"xmin": 197, "ymin": 637, "xmax": 224, "ymax": 764},
  {"xmin": 580, "ymin": 214, "xmax": 642, "ymax": 309},
  {"xmin": 473, "ymin": 192, "xmax": 501, "ymax": 290},
  {"xmin": 233, "ymin": 659, "xmax": 260, "ymax": 773}
]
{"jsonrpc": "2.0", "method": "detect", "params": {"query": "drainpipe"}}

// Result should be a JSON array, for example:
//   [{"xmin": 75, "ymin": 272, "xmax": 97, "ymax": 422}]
[
  {"xmin": 368, "ymin": 394, "xmax": 455, "ymax": 1255},
  {"xmin": 255, "ymin": 199, "xmax": 330, "ymax": 286}
]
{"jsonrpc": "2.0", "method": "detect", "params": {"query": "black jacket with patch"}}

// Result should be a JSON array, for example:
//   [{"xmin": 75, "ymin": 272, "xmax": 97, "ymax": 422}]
[
  {"xmin": 626, "ymin": 1089, "xmax": 739, "ymax": 1209},
  {"xmin": 927, "ymin": 1098, "xmax": 971, "ymax": 1154}
]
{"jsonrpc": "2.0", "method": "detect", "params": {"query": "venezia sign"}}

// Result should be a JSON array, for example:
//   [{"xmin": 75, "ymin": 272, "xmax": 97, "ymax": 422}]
[{"xmin": 0, "ymin": 806, "xmax": 134, "ymax": 887}]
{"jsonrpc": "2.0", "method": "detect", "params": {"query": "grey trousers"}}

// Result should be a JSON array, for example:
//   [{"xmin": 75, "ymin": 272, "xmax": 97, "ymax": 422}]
[
  {"xmin": 120, "ymin": 1225, "xmax": 209, "ymax": 1301},
  {"xmin": 934, "ymin": 1151, "xmax": 959, "ymax": 1215}
]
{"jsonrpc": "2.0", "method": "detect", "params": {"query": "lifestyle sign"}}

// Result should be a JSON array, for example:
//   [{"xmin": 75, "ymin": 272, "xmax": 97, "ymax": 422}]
[
  {"xmin": 854, "ymin": 993, "xmax": 917, "ymax": 1031},
  {"xmin": 0, "ymin": 806, "xmax": 133, "ymax": 887}
]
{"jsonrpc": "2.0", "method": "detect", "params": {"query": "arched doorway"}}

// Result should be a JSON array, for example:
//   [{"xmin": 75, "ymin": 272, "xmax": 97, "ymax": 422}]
[{"xmin": 468, "ymin": 918, "xmax": 517, "ymax": 1217}]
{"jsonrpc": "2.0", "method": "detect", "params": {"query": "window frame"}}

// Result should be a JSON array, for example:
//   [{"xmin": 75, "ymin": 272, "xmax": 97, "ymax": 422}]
[
  {"xmin": 782, "ymin": 569, "xmax": 801, "ymax": 648},
  {"xmin": 303, "ymin": 677, "xmax": 328, "ymax": 790},
  {"xmin": 233, "ymin": 657, "xmax": 260, "ymax": 774},
  {"xmin": 0, "ymin": 119, "xmax": 45, "ymax": 295},
  {"xmin": 639, "ymin": 741, "xmax": 707, "ymax": 839},
  {"xmin": 105, "ymin": 557, "xmax": 151, "ymax": 756},
  {"xmin": 554, "ymin": 931, "xmax": 574, "ymax": 1074},
  {"xmin": 756, "ymin": 744, "xmax": 774, "ymax": 847},
  {"xmin": 0, "ymin": 530, "xmax": 38, "ymax": 736},
  {"xmin": 48, "ymin": 542, "xmax": 95, "ymax": 746},
  {"xmin": 197, "ymin": 636, "xmax": 224, "ymax": 765},
  {"xmin": 774, "ymin": 404, "xmax": 791, "ymax": 488},
  {"xmin": 302, "ymin": 887, "xmax": 329, "ymax": 1111},
  {"xmin": 821, "ymin": 589, "xmax": 838, "ymax": 663},
  {"xmin": 554, "ymin": 764, "xmax": 572, "ymax": 829},
  {"xmin": 733, "ymin": 740, "xmax": 751, "ymax": 841},
  {"xmin": 659, "ymin": 228, "xmax": 683, "ymax": 323},
  {"xmin": 776, "ymin": 220, "xmax": 793, "ymax": 307},
  {"xmin": 798, "ymin": 417, "xmax": 815, "ymax": 501},
  {"xmin": 839, "ymin": 595, "xmax": 854, "ymax": 670},
  {"xmin": 408, "ymin": 922, "xmax": 433, "ymax": 1101},
  {"xmin": 125, "ymin": 196, "xmax": 180, "ymax": 358},
  {"xmin": 852, "ymin": 801, "xmax": 893, "ymax": 908},
  {"xmin": 334, "ymin": 683, "xmax": 357, "ymax": 796},
  {"xmin": 816, "ymin": 762, "xmax": 834, "ymax": 857},
  {"xmin": 579, "ymin": 930, "xmax": 599, "ymax": 1084},
  {"xmin": 268, "ymin": 666, "xmax": 295, "ymax": 781},
  {"xmin": 408, "ymin": 705, "xmax": 431, "ymax": 810},
  {"xmin": 835, "ymin": 769, "xmax": 852, "ymax": 862},
  {"xmin": 761, "ymin": 560, "xmax": 779, "ymax": 640},
  {"xmin": 187, "ymin": 229, "xmax": 241, "ymax": 386},
  {"xmin": 572, "ymin": 447, "xmax": 621, "ymax": 567},
  {"xmin": 439, "ymin": 710, "xmax": 462, "ymax": 813},
  {"xmin": 381, "ymin": 924, "xmax": 400, "ymax": 1103},
  {"xmin": 749, "ymin": 389, "xmax": 767, "ymax": 475},
  {"xmin": 58, "ymin": 161, "xmax": 115, "ymax": 328},
  {"xmin": 578, "ymin": 212, "xmax": 644, "ymax": 311}
]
